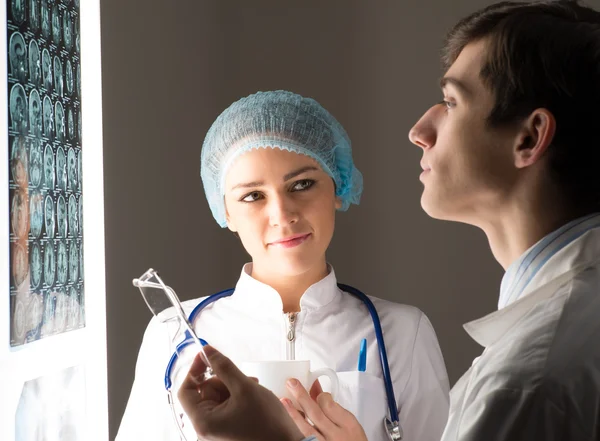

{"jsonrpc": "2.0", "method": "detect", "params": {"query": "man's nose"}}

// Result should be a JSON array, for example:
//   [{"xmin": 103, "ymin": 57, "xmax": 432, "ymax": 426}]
[{"xmin": 408, "ymin": 106, "xmax": 438, "ymax": 150}]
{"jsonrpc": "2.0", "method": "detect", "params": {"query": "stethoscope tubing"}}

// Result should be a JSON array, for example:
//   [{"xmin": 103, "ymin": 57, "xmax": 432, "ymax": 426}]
[{"xmin": 164, "ymin": 284, "xmax": 399, "ymax": 425}]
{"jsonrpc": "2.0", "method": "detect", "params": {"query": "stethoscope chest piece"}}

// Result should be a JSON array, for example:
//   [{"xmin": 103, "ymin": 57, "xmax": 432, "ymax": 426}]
[{"xmin": 385, "ymin": 416, "xmax": 403, "ymax": 440}]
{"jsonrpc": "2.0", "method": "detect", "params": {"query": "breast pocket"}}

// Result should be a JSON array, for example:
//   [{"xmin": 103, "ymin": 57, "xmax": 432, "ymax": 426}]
[{"xmin": 336, "ymin": 371, "xmax": 389, "ymax": 441}]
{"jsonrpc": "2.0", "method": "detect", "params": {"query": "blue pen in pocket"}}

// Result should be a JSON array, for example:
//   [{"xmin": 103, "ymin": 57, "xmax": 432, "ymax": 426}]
[{"xmin": 357, "ymin": 338, "xmax": 367, "ymax": 372}]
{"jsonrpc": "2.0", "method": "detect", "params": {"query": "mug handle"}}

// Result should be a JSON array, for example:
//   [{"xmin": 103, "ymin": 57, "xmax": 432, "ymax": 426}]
[{"xmin": 308, "ymin": 367, "xmax": 339, "ymax": 401}]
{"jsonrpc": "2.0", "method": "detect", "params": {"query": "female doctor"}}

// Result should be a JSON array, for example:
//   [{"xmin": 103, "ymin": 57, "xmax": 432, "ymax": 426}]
[{"xmin": 116, "ymin": 90, "xmax": 449, "ymax": 441}]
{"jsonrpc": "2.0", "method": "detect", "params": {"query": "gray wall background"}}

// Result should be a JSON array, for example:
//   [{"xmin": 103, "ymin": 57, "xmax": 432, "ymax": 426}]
[{"xmin": 100, "ymin": 0, "xmax": 600, "ymax": 438}]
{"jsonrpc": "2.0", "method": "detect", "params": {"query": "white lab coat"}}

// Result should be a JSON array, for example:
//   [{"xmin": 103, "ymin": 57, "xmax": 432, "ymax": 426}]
[
  {"xmin": 116, "ymin": 264, "xmax": 450, "ymax": 441},
  {"xmin": 442, "ymin": 221, "xmax": 600, "ymax": 441}
]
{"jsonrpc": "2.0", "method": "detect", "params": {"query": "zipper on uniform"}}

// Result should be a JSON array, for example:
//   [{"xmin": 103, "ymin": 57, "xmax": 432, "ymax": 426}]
[{"xmin": 285, "ymin": 312, "xmax": 297, "ymax": 360}]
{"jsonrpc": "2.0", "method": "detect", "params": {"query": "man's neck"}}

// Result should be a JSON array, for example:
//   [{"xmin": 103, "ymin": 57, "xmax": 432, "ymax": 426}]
[
  {"xmin": 481, "ymin": 202, "xmax": 588, "ymax": 270},
  {"xmin": 250, "ymin": 260, "xmax": 329, "ymax": 313}
]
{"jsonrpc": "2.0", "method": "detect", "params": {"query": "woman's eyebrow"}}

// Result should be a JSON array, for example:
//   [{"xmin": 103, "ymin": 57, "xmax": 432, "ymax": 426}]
[
  {"xmin": 230, "ymin": 166, "xmax": 318, "ymax": 190},
  {"xmin": 283, "ymin": 166, "xmax": 318, "ymax": 182},
  {"xmin": 231, "ymin": 180, "xmax": 263, "ymax": 191}
]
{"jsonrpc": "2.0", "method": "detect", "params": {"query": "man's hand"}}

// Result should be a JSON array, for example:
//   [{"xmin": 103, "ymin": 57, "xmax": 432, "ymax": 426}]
[
  {"xmin": 282, "ymin": 379, "xmax": 368, "ymax": 441},
  {"xmin": 177, "ymin": 346, "xmax": 305, "ymax": 441}
]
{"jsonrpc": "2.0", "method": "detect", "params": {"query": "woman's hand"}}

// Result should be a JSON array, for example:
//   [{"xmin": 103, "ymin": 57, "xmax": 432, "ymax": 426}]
[
  {"xmin": 282, "ymin": 379, "xmax": 368, "ymax": 441},
  {"xmin": 177, "ymin": 346, "xmax": 305, "ymax": 441}
]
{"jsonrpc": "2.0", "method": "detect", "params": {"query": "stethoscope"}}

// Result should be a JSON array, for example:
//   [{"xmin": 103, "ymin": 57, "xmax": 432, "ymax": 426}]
[{"xmin": 165, "ymin": 284, "xmax": 403, "ymax": 441}]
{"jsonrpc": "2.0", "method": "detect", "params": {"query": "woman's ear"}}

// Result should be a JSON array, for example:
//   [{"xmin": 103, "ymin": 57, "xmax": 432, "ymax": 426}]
[
  {"xmin": 335, "ymin": 196, "xmax": 342, "ymax": 210},
  {"xmin": 226, "ymin": 219, "xmax": 237, "ymax": 233},
  {"xmin": 224, "ymin": 201, "xmax": 237, "ymax": 232}
]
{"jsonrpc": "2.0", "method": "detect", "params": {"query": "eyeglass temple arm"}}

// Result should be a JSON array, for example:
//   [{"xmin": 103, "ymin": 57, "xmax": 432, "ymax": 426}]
[
  {"xmin": 133, "ymin": 278, "xmax": 178, "ymax": 295},
  {"xmin": 132, "ymin": 278, "xmax": 162, "ymax": 289}
]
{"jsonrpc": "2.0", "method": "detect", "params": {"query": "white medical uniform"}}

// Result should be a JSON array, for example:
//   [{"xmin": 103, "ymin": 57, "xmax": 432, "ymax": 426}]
[
  {"xmin": 116, "ymin": 264, "xmax": 450, "ymax": 441},
  {"xmin": 442, "ymin": 213, "xmax": 600, "ymax": 441}
]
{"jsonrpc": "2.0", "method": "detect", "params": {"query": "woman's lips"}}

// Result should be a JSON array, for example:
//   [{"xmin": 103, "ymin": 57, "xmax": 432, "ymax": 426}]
[{"xmin": 269, "ymin": 233, "xmax": 312, "ymax": 249}]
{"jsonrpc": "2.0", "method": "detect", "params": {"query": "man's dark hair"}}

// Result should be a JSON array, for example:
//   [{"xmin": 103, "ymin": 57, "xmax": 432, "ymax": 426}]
[{"xmin": 443, "ymin": 0, "xmax": 600, "ymax": 211}]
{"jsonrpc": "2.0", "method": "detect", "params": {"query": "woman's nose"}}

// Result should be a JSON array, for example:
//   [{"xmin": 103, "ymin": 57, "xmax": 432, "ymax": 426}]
[{"xmin": 268, "ymin": 195, "xmax": 299, "ymax": 227}]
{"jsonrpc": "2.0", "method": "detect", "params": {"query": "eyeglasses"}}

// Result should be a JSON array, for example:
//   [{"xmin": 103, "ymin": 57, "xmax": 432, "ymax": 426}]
[
  {"xmin": 132, "ymin": 268, "xmax": 212, "ymax": 441},
  {"xmin": 132, "ymin": 268, "xmax": 213, "ymax": 373}
]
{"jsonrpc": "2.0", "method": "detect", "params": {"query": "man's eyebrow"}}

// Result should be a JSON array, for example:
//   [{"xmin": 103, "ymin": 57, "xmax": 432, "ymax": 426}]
[
  {"xmin": 230, "ymin": 166, "xmax": 319, "ymax": 191},
  {"xmin": 439, "ymin": 76, "xmax": 472, "ymax": 97}
]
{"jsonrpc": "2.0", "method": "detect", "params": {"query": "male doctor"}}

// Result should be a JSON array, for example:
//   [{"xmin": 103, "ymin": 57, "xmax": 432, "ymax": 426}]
[{"xmin": 177, "ymin": 1, "xmax": 600, "ymax": 440}]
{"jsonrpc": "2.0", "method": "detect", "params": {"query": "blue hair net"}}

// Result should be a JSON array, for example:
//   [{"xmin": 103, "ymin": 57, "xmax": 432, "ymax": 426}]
[{"xmin": 200, "ymin": 90, "xmax": 363, "ymax": 227}]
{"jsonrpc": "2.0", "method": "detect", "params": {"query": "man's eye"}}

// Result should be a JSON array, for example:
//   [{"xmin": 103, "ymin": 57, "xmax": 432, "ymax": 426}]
[
  {"xmin": 439, "ymin": 99, "xmax": 455, "ymax": 110},
  {"xmin": 241, "ymin": 191, "xmax": 263, "ymax": 202},
  {"xmin": 291, "ymin": 179, "xmax": 315, "ymax": 191}
]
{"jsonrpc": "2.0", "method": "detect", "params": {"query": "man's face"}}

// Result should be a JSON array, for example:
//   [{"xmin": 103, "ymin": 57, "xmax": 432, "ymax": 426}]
[{"xmin": 409, "ymin": 39, "xmax": 520, "ymax": 226}]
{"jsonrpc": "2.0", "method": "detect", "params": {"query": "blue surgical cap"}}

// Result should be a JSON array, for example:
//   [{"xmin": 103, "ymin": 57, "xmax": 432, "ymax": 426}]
[{"xmin": 200, "ymin": 90, "xmax": 363, "ymax": 227}]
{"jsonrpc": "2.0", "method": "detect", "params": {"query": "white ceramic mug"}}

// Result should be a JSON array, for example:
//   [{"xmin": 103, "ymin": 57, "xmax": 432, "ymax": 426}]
[{"xmin": 240, "ymin": 360, "xmax": 339, "ymax": 405}]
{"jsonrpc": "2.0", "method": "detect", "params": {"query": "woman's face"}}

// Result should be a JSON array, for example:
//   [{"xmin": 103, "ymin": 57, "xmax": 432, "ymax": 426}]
[{"xmin": 224, "ymin": 147, "xmax": 341, "ymax": 277}]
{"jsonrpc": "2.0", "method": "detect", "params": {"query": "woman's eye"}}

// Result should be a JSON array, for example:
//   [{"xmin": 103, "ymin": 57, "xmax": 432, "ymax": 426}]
[
  {"xmin": 241, "ymin": 191, "xmax": 263, "ymax": 202},
  {"xmin": 291, "ymin": 179, "xmax": 315, "ymax": 191}
]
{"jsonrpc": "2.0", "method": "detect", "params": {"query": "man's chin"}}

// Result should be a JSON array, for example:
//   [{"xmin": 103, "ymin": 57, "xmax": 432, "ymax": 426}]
[{"xmin": 421, "ymin": 195, "xmax": 456, "ymax": 221}]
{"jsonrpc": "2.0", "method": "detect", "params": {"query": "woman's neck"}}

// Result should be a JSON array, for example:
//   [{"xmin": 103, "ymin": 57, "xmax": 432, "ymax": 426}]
[{"xmin": 250, "ymin": 260, "xmax": 329, "ymax": 313}]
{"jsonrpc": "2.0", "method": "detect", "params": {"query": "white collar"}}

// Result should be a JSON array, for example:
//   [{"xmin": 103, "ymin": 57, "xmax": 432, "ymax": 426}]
[
  {"xmin": 464, "ymin": 220, "xmax": 600, "ymax": 348},
  {"xmin": 499, "ymin": 213, "xmax": 600, "ymax": 309},
  {"xmin": 229, "ymin": 263, "xmax": 341, "ymax": 314}
]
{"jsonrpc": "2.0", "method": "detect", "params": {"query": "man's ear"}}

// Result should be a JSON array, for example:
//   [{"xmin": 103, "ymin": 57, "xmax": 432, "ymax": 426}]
[{"xmin": 513, "ymin": 108, "xmax": 556, "ymax": 169}]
